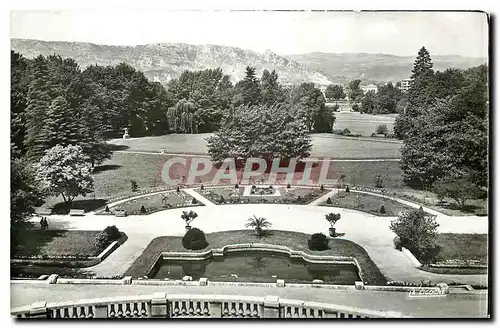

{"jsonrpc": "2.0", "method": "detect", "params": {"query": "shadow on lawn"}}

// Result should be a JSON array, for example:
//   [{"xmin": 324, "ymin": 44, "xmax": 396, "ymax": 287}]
[
  {"xmin": 51, "ymin": 199, "xmax": 108, "ymax": 214},
  {"xmin": 92, "ymin": 164, "xmax": 121, "ymax": 174},
  {"xmin": 13, "ymin": 230, "xmax": 66, "ymax": 257},
  {"xmin": 107, "ymin": 144, "xmax": 130, "ymax": 151}
]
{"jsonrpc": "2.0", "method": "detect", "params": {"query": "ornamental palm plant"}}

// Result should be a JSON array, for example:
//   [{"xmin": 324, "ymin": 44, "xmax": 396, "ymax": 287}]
[{"xmin": 245, "ymin": 215, "xmax": 272, "ymax": 237}]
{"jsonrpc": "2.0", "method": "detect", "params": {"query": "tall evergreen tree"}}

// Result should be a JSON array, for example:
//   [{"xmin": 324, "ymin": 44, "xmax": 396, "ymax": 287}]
[
  {"xmin": 261, "ymin": 69, "xmax": 285, "ymax": 105},
  {"xmin": 411, "ymin": 46, "xmax": 434, "ymax": 80},
  {"xmin": 45, "ymin": 96, "xmax": 81, "ymax": 149},
  {"xmin": 233, "ymin": 66, "xmax": 261, "ymax": 106},
  {"xmin": 24, "ymin": 55, "xmax": 53, "ymax": 160}
]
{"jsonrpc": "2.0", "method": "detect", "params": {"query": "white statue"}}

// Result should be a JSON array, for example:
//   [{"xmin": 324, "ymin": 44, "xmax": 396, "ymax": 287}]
[{"xmin": 123, "ymin": 127, "xmax": 130, "ymax": 139}]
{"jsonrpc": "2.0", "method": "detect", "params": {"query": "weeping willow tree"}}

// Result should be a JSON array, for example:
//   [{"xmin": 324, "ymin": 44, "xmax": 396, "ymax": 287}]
[{"xmin": 167, "ymin": 99, "xmax": 199, "ymax": 133}]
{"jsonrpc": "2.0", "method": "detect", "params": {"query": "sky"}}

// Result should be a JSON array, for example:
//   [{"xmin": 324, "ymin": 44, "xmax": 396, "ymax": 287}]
[{"xmin": 10, "ymin": 10, "xmax": 488, "ymax": 57}]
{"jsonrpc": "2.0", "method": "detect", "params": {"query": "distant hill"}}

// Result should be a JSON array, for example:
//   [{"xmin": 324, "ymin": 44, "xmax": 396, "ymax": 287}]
[
  {"xmin": 287, "ymin": 52, "xmax": 487, "ymax": 85},
  {"xmin": 11, "ymin": 38, "xmax": 332, "ymax": 86}
]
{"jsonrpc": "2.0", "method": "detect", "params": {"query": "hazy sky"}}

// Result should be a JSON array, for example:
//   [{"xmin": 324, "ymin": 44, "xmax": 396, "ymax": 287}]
[{"xmin": 10, "ymin": 10, "xmax": 488, "ymax": 57}]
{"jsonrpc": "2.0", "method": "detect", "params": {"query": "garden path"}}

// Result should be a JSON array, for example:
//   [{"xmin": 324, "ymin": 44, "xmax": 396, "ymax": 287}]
[
  {"xmin": 183, "ymin": 188, "xmax": 216, "ymax": 206},
  {"xmin": 30, "ymin": 204, "xmax": 487, "ymax": 285}
]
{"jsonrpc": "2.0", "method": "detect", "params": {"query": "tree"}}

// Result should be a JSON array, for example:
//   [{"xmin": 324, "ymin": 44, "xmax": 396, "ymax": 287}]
[
  {"xmin": 24, "ymin": 55, "xmax": 53, "ymax": 160},
  {"xmin": 374, "ymin": 83, "xmax": 402, "ymax": 114},
  {"xmin": 389, "ymin": 208, "xmax": 440, "ymax": 263},
  {"xmin": 347, "ymin": 80, "xmax": 364, "ymax": 103},
  {"xmin": 181, "ymin": 210, "xmax": 198, "ymax": 228},
  {"xmin": 433, "ymin": 178, "xmax": 486, "ymax": 209},
  {"xmin": 167, "ymin": 99, "xmax": 198, "ymax": 133},
  {"xmin": 260, "ymin": 69, "xmax": 285, "ymax": 105},
  {"xmin": 206, "ymin": 103, "xmax": 312, "ymax": 163},
  {"xmin": 11, "ymin": 158, "xmax": 45, "ymax": 256},
  {"xmin": 360, "ymin": 90, "xmax": 376, "ymax": 114},
  {"xmin": 11, "ymin": 51, "xmax": 30, "ymax": 158},
  {"xmin": 289, "ymin": 82, "xmax": 333, "ymax": 132},
  {"xmin": 45, "ymin": 96, "xmax": 81, "ymax": 149},
  {"xmin": 325, "ymin": 85, "xmax": 346, "ymax": 102},
  {"xmin": 245, "ymin": 215, "xmax": 272, "ymax": 237},
  {"xmin": 411, "ymin": 46, "xmax": 434, "ymax": 80},
  {"xmin": 233, "ymin": 66, "xmax": 261, "ymax": 106},
  {"xmin": 34, "ymin": 144, "xmax": 94, "ymax": 204},
  {"xmin": 325, "ymin": 213, "xmax": 341, "ymax": 229}
]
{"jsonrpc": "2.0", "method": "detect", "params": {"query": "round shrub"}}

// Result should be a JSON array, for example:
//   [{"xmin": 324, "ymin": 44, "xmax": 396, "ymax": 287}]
[
  {"xmin": 380, "ymin": 205, "xmax": 386, "ymax": 214},
  {"xmin": 182, "ymin": 228, "xmax": 208, "ymax": 250},
  {"xmin": 103, "ymin": 225, "xmax": 121, "ymax": 241},
  {"xmin": 326, "ymin": 197, "xmax": 332, "ymax": 204},
  {"xmin": 251, "ymin": 185, "xmax": 256, "ymax": 189},
  {"xmin": 94, "ymin": 232, "xmax": 110, "ymax": 250},
  {"xmin": 393, "ymin": 235, "xmax": 402, "ymax": 250},
  {"xmin": 235, "ymin": 184, "xmax": 239, "ymax": 189},
  {"xmin": 192, "ymin": 198, "xmax": 198, "ymax": 204},
  {"xmin": 308, "ymin": 233, "xmax": 329, "ymax": 251}
]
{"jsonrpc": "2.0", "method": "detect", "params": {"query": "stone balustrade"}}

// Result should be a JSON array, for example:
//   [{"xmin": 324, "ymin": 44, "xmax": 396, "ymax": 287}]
[{"xmin": 11, "ymin": 293, "xmax": 407, "ymax": 319}]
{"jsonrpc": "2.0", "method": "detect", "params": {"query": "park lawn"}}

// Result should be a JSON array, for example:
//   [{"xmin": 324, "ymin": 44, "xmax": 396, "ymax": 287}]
[
  {"xmin": 124, "ymin": 230, "xmax": 387, "ymax": 286},
  {"xmin": 14, "ymin": 230, "xmax": 105, "ymax": 258},
  {"xmin": 321, "ymin": 191, "xmax": 415, "ymax": 216},
  {"xmin": 107, "ymin": 191, "xmax": 203, "ymax": 215},
  {"xmin": 201, "ymin": 186, "xmax": 329, "ymax": 205},
  {"xmin": 333, "ymin": 112, "xmax": 396, "ymax": 136},
  {"xmin": 418, "ymin": 233, "xmax": 488, "ymax": 275},
  {"xmin": 109, "ymin": 133, "xmax": 402, "ymax": 159},
  {"xmin": 386, "ymin": 189, "xmax": 488, "ymax": 217}
]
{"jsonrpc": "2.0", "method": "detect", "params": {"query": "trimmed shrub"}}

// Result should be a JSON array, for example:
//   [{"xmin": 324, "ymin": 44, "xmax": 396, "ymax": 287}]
[
  {"xmin": 345, "ymin": 186, "xmax": 350, "ymax": 192},
  {"xmin": 393, "ymin": 235, "xmax": 402, "ymax": 250},
  {"xmin": 219, "ymin": 195, "xmax": 225, "ymax": 204},
  {"xmin": 287, "ymin": 183, "xmax": 291, "ymax": 189},
  {"xmin": 192, "ymin": 198, "xmax": 198, "ymax": 204},
  {"xmin": 200, "ymin": 185, "xmax": 204, "ymax": 190},
  {"xmin": 380, "ymin": 205, "xmax": 386, "ymax": 214},
  {"xmin": 351, "ymin": 104, "xmax": 359, "ymax": 112},
  {"xmin": 182, "ymin": 228, "xmax": 208, "ymax": 250},
  {"xmin": 342, "ymin": 128, "xmax": 351, "ymax": 136},
  {"xmin": 251, "ymin": 185, "xmax": 256, "ymax": 189},
  {"xmin": 176, "ymin": 186, "xmax": 180, "ymax": 192},
  {"xmin": 375, "ymin": 175, "xmax": 384, "ymax": 188},
  {"xmin": 103, "ymin": 225, "xmax": 121, "ymax": 241},
  {"xmin": 235, "ymin": 184, "xmax": 239, "ymax": 189},
  {"xmin": 308, "ymin": 233, "xmax": 329, "ymax": 251},
  {"xmin": 376, "ymin": 124, "xmax": 388, "ymax": 135},
  {"xmin": 326, "ymin": 197, "xmax": 332, "ymax": 204},
  {"xmin": 94, "ymin": 232, "xmax": 110, "ymax": 250},
  {"xmin": 296, "ymin": 195, "xmax": 302, "ymax": 202},
  {"xmin": 105, "ymin": 205, "xmax": 109, "ymax": 213},
  {"xmin": 320, "ymin": 184, "xmax": 324, "ymax": 191},
  {"xmin": 140, "ymin": 205, "xmax": 146, "ymax": 214}
]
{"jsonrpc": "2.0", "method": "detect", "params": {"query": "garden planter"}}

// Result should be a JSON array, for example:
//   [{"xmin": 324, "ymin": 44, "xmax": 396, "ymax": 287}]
[
  {"xmin": 185, "ymin": 225, "xmax": 192, "ymax": 232},
  {"xmin": 328, "ymin": 227, "xmax": 336, "ymax": 237}
]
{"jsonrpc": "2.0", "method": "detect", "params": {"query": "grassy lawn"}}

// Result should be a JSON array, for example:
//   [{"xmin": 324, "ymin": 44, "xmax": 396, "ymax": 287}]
[
  {"xmin": 333, "ymin": 112, "xmax": 396, "ymax": 136},
  {"xmin": 14, "ymin": 230, "xmax": 106, "ymax": 258},
  {"xmin": 386, "ymin": 189, "xmax": 488, "ymax": 217},
  {"xmin": 124, "ymin": 230, "xmax": 387, "ymax": 286},
  {"xmin": 201, "ymin": 186, "xmax": 329, "ymax": 205},
  {"xmin": 103, "ymin": 190, "xmax": 203, "ymax": 215},
  {"xmin": 419, "ymin": 233, "xmax": 488, "ymax": 275},
  {"xmin": 109, "ymin": 133, "xmax": 402, "ymax": 159},
  {"xmin": 321, "ymin": 191, "xmax": 415, "ymax": 216}
]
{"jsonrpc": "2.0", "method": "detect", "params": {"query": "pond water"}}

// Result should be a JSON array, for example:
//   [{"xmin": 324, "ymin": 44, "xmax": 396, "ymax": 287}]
[{"xmin": 149, "ymin": 251, "xmax": 360, "ymax": 284}]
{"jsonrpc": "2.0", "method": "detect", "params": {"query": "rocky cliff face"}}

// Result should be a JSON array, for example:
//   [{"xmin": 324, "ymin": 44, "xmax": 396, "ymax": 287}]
[{"xmin": 11, "ymin": 39, "xmax": 332, "ymax": 86}]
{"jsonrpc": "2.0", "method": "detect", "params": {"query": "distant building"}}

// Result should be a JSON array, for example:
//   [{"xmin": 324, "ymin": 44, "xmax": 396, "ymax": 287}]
[
  {"xmin": 361, "ymin": 84, "xmax": 378, "ymax": 94},
  {"xmin": 400, "ymin": 78, "xmax": 412, "ymax": 92}
]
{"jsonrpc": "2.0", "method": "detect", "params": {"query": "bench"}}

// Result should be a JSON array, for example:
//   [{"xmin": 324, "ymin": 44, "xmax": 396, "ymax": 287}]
[
  {"xmin": 36, "ymin": 208, "xmax": 52, "ymax": 216},
  {"xmin": 69, "ymin": 209, "xmax": 85, "ymax": 216},
  {"xmin": 114, "ymin": 209, "xmax": 127, "ymax": 217}
]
